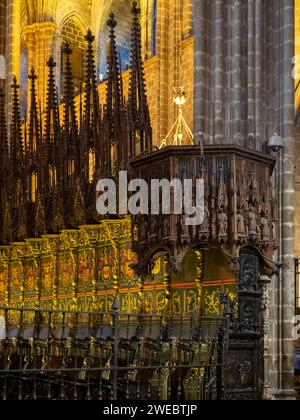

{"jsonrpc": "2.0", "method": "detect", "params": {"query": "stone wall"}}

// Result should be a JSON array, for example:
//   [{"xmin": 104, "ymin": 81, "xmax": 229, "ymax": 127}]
[
  {"xmin": 71, "ymin": 34, "xmax": 193, "ymax": 149},
  {"xmin": 0, "ymin": 0, "xmax": 6, "ymax": 87},
  {"xmin": 193, "ymin": 0, "xmax": 279, "ymax": 152},
  {"xmin": 6, "ymin": 0, "xmax": 21, "ymax": 124},
  {"xmin": 61, "ymin": 18, "xmax": 86, "ymax": 50},
  {"xmin": 295, "ymin": 0, "xmax": 300, "ymax": 256},
  {"xmin": 5, "ymin": 0, "xmax": 194, "ymax": 147},
  {"xmin": 295, "ymin": 0, "xmax": 300, "ymax": 111},
  {"xmin": 193, "ymin": 0, "xmax": 295, "ymax": 400},
  {"xmin": 0, "ymin": 0, "xmax": 6, "ymax": 57},
  {"xmin": 277, "ymin": 0, "xmax": 296, "ymax": 399}
]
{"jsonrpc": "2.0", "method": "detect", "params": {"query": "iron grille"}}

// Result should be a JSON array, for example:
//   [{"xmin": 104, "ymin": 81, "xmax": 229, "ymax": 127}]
[{"xmin": 0, "ymin": 303, "xmax": 228, "ymax": 400}]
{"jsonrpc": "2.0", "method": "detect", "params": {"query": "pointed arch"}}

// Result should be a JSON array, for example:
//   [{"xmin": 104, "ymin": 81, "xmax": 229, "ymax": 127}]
[
  {"xmin": 43, "ymin": 0, "xmax": 58, "ymax": 22},
  {"xmin": 59, "ymin": 12, "xmax": 88, "ymax": 99},
  {"xmin": 59, "ymin": 10, "xmax": 89, "ymax": 35},
  {"xmin": 91, "ymin": 0, "xmax": 114, "ymax": 43},
  {"xmin": 20, "ymin": 0, "xmax": 29, "ymax": 29}
]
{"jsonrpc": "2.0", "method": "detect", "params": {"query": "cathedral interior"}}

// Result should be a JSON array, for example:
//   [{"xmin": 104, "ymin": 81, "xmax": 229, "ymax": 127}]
[{"xmin": 0, "ymin": 0, "xmax": 298, "ymax": 401}]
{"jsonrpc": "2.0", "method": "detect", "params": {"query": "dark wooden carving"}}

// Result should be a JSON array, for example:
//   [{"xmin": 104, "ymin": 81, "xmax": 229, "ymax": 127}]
[
  {"xmin": 224, "ymin": 250, "xmax": 262, "ymax": 400},
  {"xmin": 128, "ymin": 1, "xmax": 152, "ymax": 158},
  {"xmin": 0, "ymin": 5, "xmax": 277, "ymax": 400},
  {"xmin": 0, "ymin": 6, "xmax": 152, "ymax": 246},
  {"xmin": 11, "ymin": 77, "xmax": 27, "ymax": 242},
  {"xmin": 0, "ymin": 90, "xmax": 12, "ymax": 244},
  {"xmin": 130, "ymin": 145, "xmax": 278, "ymax": 276}
]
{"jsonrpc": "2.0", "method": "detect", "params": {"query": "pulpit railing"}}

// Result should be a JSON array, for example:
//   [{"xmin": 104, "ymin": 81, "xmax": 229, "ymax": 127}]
[{"xmin": 0, "ymin": 304, "xmax": 229, "ymax": 400}]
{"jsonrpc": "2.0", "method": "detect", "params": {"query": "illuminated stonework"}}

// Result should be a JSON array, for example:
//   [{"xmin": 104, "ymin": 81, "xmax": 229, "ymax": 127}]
[
  {"xmin": 296, "ymin": 0, "xmax": 300, "ymax": 110},
  {"xmin": 1, "ymin": 0, "xmax": 194, "ymax": 147}
]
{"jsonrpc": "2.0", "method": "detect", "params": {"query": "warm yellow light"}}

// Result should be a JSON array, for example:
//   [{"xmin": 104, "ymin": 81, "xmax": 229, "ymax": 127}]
[
  {"xmin": 159, "ymin": 86, "xmax": 194, "ymax": 149},
  {"xmin": 295, "ymin": 0, "xmax": 300, "ymax": 109},
  {"xmin": 174, "ymin": 87, "xmax": 186, "ymax": 107}
]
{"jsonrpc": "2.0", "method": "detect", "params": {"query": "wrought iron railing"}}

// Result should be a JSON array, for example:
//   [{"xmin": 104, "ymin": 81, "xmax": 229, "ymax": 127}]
[{"xmin": 0, "ymin": 303, "xmax": 229, "ymax": 400}]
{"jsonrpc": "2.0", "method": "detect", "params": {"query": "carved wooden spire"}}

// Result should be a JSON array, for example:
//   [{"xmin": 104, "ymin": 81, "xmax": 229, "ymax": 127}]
[
  {"xmin": 45, "ymin": 56, "xmax": 65, "ymax": 206},
  {"xmin": 11, "ymin": 76, "xmax": 27, "ymax": 241},
  {"xmin": 84, "ymin": 30, "xmax": 99, "ymax": 125},
  {"xmin": 11, "ymin": 76, "xmax": 25, "ymax": 182},
  {"xmin": 0, "ymin": 14, "xmax": 155, "ymax": 244},
  {"xmin": 28, "ymin": 68, "xmax": 46, "ymax": 237},
  {"xmin": 82, "ymin": 30, "xmax": 100, "ymax": 181},
  {"xmin": 102, "ymin": 14, "xmax": 128, "ymax": 174},
  {"xmin": 62, "ymin": 43, "xmax": 78, "ymax": 188},
  {"xmin": 28, "ymin": 68, "xmax": 41, "ymax": 193},
  {"xmin": 62, "ymin": 44, "xmax": 78, "ymax": 134},
  {"xmin": 49, "ymin": 185, "xmax": 65, "ymax": 233},
  {"xmin": 128, "ymin": 0, "xmax": 152, "ymax": 158},
  {"xmin": 0, "ymin": 90, "xmax": 9, "ymax": 174},
  {"xmin": 44, "ymin": 57, "xmax": 65, "ymax": 232},
  {"xmin": 66, "ymin": 177, "xmax": 86, "ymax": 228},
  {"xmin": 103, "ymin": 13, "xmax": 124, "ymax": 176},
  {"xmin": 61, "ymin": 43, "xmax": 86, "ymax": 228},
  {"xmin": 45, "ymin": 56, "xmax": 60, "ymax": 145},
  {"xmin": 28, "ymin": 68, "xmax": 39, "ymax": 156},
  {"xmin": 0, "ymin": 90, "xmax": 12, "ymax": 244}
]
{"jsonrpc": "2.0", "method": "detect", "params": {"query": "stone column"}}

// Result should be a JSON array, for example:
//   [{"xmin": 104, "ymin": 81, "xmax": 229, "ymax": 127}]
[
  {"xmin": 295, "ymin": 0, "xmax": 300, "ymax": 111},
  {"xmin": 193, "ymin": 0, "xmax": 209, "ymax": 145},
  {"xmin": 183, "ymin": 0, "xmax": 193, "ymax": 38},
  {"xmin": 254, "ymin": 0, "xmax": 263, "ymax": 151},
  {"xmin": 247, "ymin": 0, "xmax": 255, "ymax": 149},
  {"xmin": 23, "ymin": 22, "xmax": 57, "ymax": 112},
  {"xmin": 156, "ymin": 0, "xmax": 169, "ymax": 144},
  {"xmin": 259, "ymin": 275, "xmax": 272, "ymax": 400},
  {"xmin": 6, "ymin": 0, "xmax": 21, "ymax": 125},
  {"xmin": 54, "ymin": 32, "xmax": 63, "ymax": 102},
  {"xmin": 273, "ymin": 0, "xmax": 296, "ymax": 400},
  {"xmin": 295, "ymin": 0, "xmax": 300, "ymax": 264},
  {"xmin": 0, "ymin": 0, "xmax": 6, "ymax": 90},
  {"xmin": 232, "ymin": 0, "xmax": 243, "ymax": 145},
  {"xmin": 280, "ymin": 0, "xmax": 296, "ymax": 397},
  {"xmin": 140, "ymin": 1, "xmax": 149, "ymax": 60},
  {"xmin": 213, "ymin": 0, "xmax": 224, "ymax": 143}
]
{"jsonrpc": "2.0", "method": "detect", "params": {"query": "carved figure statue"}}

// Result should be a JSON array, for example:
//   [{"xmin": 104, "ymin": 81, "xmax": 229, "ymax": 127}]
[
  {"xmin": 237, "ymin": 208, "xmax": 246, "ymax": 238},
  {"xmin": 261, "ymin": 212, "xmax": 270, "ymax": 242},
  {"xmin": 199, "ymin": 201, "xmax": 210, "ymax": 240},
  {"xmin": 180, "ymin": 215, "xmax": 190, "ymax": 242},
  {"xmin": 218, "ymin": 207, "xmax": 228, "ymax": 239},
  {"xmin": 248, "ymin": 207, "xmax": 258, "ymax": 236}
]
